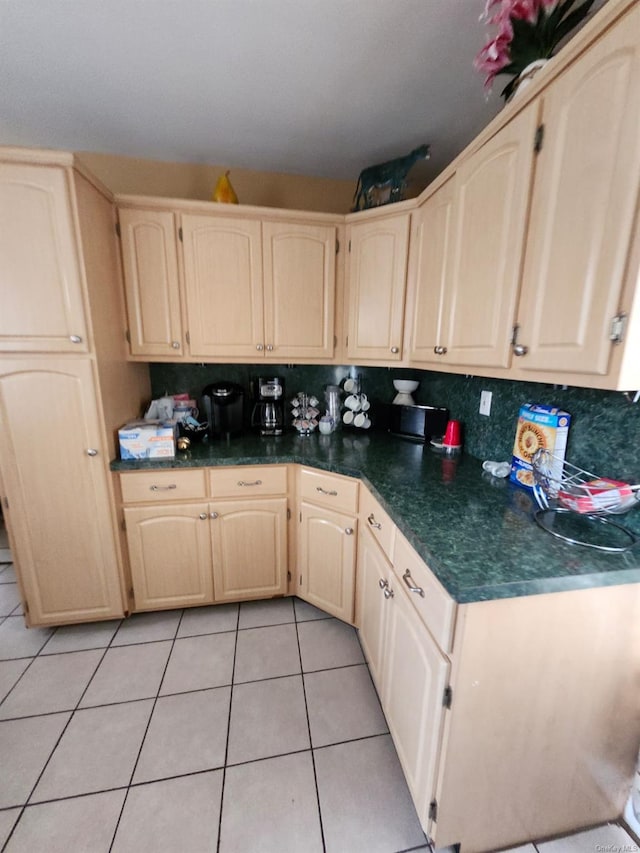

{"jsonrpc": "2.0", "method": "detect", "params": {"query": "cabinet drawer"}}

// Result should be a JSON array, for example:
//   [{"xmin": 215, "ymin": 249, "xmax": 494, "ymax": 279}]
[
  {"xmin": 300, "ymin": 467, "xmax": 359, "ymax": 514},
  {"xmin": 209, "ymin": 465, "xmax": 288, "ymax": 498},
  {"xmin": 360, "ymin": 487, "xmax": 395, "ymax": 561},
  {"xmin": 120, "ymin": 470, "xmax": 206, "ymax": 503},
  {"xmin": 392, "ymin": 532, "xmax": 456, "ymax": 654}
]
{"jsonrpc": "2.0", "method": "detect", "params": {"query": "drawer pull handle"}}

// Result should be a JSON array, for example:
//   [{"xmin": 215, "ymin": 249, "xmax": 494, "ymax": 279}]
[
  {"xmin": 237, "ymin": 480, "xmax": 262, "ymax": 487},
  {"xmin": 378, "ymin": 578, "xmax": 389, "ymax": 590},
  {"xmin": 316, "ymin": 487, "xmax": 338, "ymax": 496},
  {"xmin": 402, "ymin": 569, "xmax": 425, "ymax": 598},
  {"xmin": 150, "ymin": 484, "xmax": 177, "ymax": 491},
  {"xmin": 367, "ymin": 513, "xmax": 382, "ymax": 529},
  {"xmin": 383, "ymin": 587, "xmax": 395, "ymax": 599}
]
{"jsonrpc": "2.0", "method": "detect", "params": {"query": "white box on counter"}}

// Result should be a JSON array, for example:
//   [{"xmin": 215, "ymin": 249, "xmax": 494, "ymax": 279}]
[
  {"xmin": 118, "ymin": 420, "xmax": 176, "ymax": 459},
  {"xmin": 510, "ymin": 403, "xmax": 571, "ymax": 491}
]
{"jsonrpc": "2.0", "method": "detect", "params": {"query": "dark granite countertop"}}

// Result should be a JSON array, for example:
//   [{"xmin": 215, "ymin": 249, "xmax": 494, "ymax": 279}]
[{"xmin": 111, "ymin": 432, "xmax": 640, "ymax": 604}]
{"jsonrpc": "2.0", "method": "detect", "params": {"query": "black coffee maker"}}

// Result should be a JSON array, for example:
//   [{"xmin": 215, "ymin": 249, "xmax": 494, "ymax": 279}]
[
  {"xmin": 202, "ymin": 381, "xmax": 244, "ymax": 439},
  {"xmin": 251, "ymin": 377, "xmax": 285, "ymax": 436}
]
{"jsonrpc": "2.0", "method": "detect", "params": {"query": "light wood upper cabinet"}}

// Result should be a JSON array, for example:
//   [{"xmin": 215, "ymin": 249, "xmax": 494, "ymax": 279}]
[
  {"xmin": 263, "ymin": 221, "xmax": 336, "ymax": 359},
  {"xmin": 124, "ymin": 502, "xmax": 214, "ymax": 610},
  {"xmin": 181, "ymin": 213, "xmax": 264, "ymax": 358},
  {"xmin": 0, "ymin": 164, "xmax": 88, "ymax": 353},
  {"xmin": 346, "ymin": 213, "xmax": 410, "ymax": 361},
  {"xmin": 405, "ymin": 178, "xmax": 455, "ymax": 364},
  {"xmin": 0, "ymin": 358, "xmax": 124, "ymax": 624},
  {"xmin": 437, "ymin": 102, "xmax": 539, "ymax": 368},
  {"xmin": 513, "ymin": 4, "xmax": 640, "ymax": 379},
  {"xmin": 118, "ymin": 208, "xmax": 183, "ymax": 357},
  {"xmin": 211, "ymin": 497, "xmax": 288, "ymax": 601}
]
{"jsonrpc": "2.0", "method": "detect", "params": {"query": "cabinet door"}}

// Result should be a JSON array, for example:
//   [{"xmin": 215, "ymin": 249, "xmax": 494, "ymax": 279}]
[
  {"xmin": 515, "ymin": 6, "xmax": 640, "ymax": 376},
  {"xmin": 440, "ymin": 102, "xmax": 539, "ymax": 368},
  {"xmin": 347, "ymin": 214, "xmax": 409, "ymax": 361},
  {"xmin": 406, "ymin": 178, "xmax": 455, "ymax": 364},
  {"xmin": 0, "ymin": 164, "xmax": 88, "ymax": 353},
  {"xmin": 0, "ymin": 359, "xmax": 123, "ymax": 624},
  {"xmin": 211, "ymin": 498, "xmax": 287, "ymax": 601},
  {"xmin": 263, "ymin": 221, "xmax": 336, "ymax": 359},
  {"xmin": 383, "ymin": 577, "xmax": 450, "ymax": 829},
  {"xmin": 124, "ymin": 503, "xmax": 213, "ymax": 610},
  {"xmin": 298, "ymin": 501, "xmax": 356, "ymax": 623},
  {"xmin": 356, "ymin": 527, "xmax": 391, "ymax": 689},
  {"xmin": 119, "ymin": 208, "xmax": 183, "ymax": 357},
  {"xmin": 181, "ymin": 213, "xmax": 264, "ymax": 358}
]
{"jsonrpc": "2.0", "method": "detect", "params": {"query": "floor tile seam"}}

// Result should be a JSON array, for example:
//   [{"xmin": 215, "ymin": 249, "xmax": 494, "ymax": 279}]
[
  {"xmin": 130, "ymin": 764, "xmax": 227, "ymax": 789},
  {"xmin": 293, "ymin": 616, "xmax": 327, "ymax": 853},
  {"xmin": 232, "ymin": 669, "xmax": 303, "ymax": 687},
  {"xmin": 108, "ymin": 607, "xmax": 186, "ymax": 853},
  {"xmin": 0, "ymin": 652, "xmax": 40, "ymax": 714},
  {"xmin": 215, "ymin": 606, "xmax": 240, "ymax": 853},
  {"xmin": 224, "ymin": 745, "xmax": 314, "ymax": 771},
  {"xmin": 0, "ymin": 692, "xmax": 167, "ymax": 721},
  {"xmin": 311, "ymin": 731, "xmax": 391, "ymax": 753},
  {"xmin": 15, "ymin": 783, "xmax": 131, "ymax": 809},
  {"xmin": 20, "ymin": 639, "xmax": 115, "ymax": 811}
]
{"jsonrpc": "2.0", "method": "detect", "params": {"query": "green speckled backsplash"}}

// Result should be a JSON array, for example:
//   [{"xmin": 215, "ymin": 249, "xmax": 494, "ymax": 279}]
[{"xmin": 150, "ymin": 363, "xmax": 640, "ymax": 481}]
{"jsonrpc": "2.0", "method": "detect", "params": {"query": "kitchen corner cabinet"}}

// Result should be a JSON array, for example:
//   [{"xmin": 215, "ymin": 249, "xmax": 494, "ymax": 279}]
[
  {"xmin": 413, "ymin": 102, "xmax": 538, "ymax": 370},
  {"xmin": 0, "ymin": 359, "xmax": 125, "ymax": 624},
  {"xmin": 346, "ymin": 212, "xmax": 410, "ymax": 361},
  {"xmin": 118, "ymin": 207, "xmax": 183, "ymax": 357},
  {"xmin": 296, "ymin": 468, "xmax": 359, "ymax": 622},
  {"xmin": 511, "ymin": 4, "xmax": 640, "ymax": 381},
  {"xmin": 0, "ymin": 163, "xmax": 89, "ymax": 353}
]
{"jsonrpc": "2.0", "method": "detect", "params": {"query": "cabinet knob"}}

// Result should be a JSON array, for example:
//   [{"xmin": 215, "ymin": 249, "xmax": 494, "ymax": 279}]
[
  {"xmin": 171, "ymin": 341, "xmax": 180, "ymax": 349},
  {"xmin": 266, "ymin": 344, "xmax": 274, "ymax": 352},
  {"xmin": 199, "ymin": 512, "xmax": 208, "ymax": 520},
  {"xmin": 210, "ymin": 512, "xmax": 219, "ymax": 519},
  {"xmin": 344, "ymin": 527, "xmax": 354, "ymax": 535},
  {"xmin": 86, "ymin": 448, "xmax": 98, "ymax": 457},
  {"xmin": 513, "ymin": 344, "xmax": 529, "ymax": 357},
  {"xmin": 390, "ymin": 346, "xmax": 399, "ymax": 354},
  {"xmin": 433, "ymin": 345, "xmax": 447, "ymax": 355},
  {"xmin": 378, "ymin": 578, "xmax": 389, "ymax": 590},
  {"xmin": 69, "ymin": 335, "xmax": 83, "ymax": 344},
  {"xmin": 383, "ymin": 587, "xmax": 395, "ymax": 599},
  {"xmin": 256, "ymin": 344, "xmax": 264, "ymax": 351}
]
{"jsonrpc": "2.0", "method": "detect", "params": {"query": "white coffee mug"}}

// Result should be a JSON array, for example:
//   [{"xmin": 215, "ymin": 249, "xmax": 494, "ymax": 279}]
[
  {"xmin": 343, "ymin": 410, "xmax": 354, "ymax": 425},
  {"xmin": 360, "ymin": 400, "xmax": 370, "ymax": 412},
  {"xmin": 345, "ymin": 394, "xmax": 361, "ymax": 411},
  {"xmin": 344, "ymin": 378, "xmax": 357, "ymax": 393},
  {"xmin": 354, "ymin": 412, "xmax": 366, "ymax": 428}
]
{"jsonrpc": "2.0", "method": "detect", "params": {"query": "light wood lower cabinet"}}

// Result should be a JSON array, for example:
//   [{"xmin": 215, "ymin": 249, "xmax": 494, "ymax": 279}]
[
  {"xmin": 123, "ymin": 503, "xmax": 214, "ymax": 610},
  {"xmin": 298, "ymin": 501, "xmax": 357, "ymax": 623},
  {"xmin": 357, "ymin": 526, "xmax": 450, "ymax": 830},
  {"xmin": 0, "ymin": 358, "xmax": 125, "ymax": 625},
  {"xmin": 211, "ymin": 498, "xmax": 288, "ymax": 601}
]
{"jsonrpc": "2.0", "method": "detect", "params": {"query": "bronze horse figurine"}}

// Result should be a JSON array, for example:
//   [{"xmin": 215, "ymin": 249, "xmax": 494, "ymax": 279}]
[{"xmin": 352, "ymin": 144, "xmax": 430, "ymax": 212}]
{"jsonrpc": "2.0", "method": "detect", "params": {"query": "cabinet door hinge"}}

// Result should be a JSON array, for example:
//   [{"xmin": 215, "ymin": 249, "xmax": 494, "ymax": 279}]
[
  {"xmin": 121, "ymin": 518, "xmax": 126, "ymax": 531},
  {"xmin": 334, "ymin": 335, "xmax": 337, "ymax": 349},
  {"xmin": 287, "ymin": 508, "xmax": 291, "ymax": 520},
  {"xmin": 185, "ymin": 330, "xmax": 190, "ymax": 345},
  {"xmin": 178, "ymin": 226, "xmax": 183, "ymax": 242},
  {"xmin": 443, "ymin": 685, "xmax": 453, "ymax": 709},
  {"xmin": 128, "ymin": 587, "xmax": 134, "ymax": 600},
  {"xmin": 125, "ymin": 329, "xmax": 131, "ymax": 344},
  {"xmin": 348, "ymin": 239, "xmax": 351, "ymax": 252},
  {"xmin": 299, "ymin": 511, "xmax": 302, "ymax": 523},
  {"xmin": 115, "ymin": 221, "xmax": 121, "ymax": 238},
  {"xmin": 429, "ymin": 799, "xmax": 438, "ymax": 821},
  {"xmin": 299, "ymin": 574, "xmax": 303, "ymax": 586},
  {"xmin": 336, "ymin": 238, "xmax": 340, "ymax": 254},
  {"xmin": 287, "ymin": 570, "xmax": 292, "ymax": 582},
  {"xmin": 534, "ymin": 124, "xmax": 545, "ymax": 153},
  {"xmin": 609, "ymin": 313, "xmax": 628, "ymax": 344}
]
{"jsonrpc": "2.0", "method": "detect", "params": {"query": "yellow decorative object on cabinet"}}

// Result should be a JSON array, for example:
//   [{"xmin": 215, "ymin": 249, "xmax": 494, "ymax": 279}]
[{"xmin": 212, "ymin": 170, "xmax": 239, "ymax": 204}]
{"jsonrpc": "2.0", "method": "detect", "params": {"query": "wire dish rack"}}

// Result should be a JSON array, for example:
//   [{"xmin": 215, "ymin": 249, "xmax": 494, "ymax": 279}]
[{"xmin": 531, "ymin": 449, "xmax": 640, "ymax": 552}]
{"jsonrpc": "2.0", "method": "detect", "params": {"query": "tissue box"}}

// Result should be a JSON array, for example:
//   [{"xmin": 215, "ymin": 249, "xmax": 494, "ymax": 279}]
[
  {"xmin": 510, "ymin": 404, "xmax": 571, "ymax": 491},
  {"xmin": 118, "ymin": 420, "xmax": 176, "ymax": 459}
]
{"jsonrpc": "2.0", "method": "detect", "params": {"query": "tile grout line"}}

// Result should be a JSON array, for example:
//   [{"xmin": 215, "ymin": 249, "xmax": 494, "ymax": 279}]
[
  {"xmin": 215, "ymin": 602, "xmax": 241, "ymax": 853},
  {"xmin": 107, "ymin": 608, "xmax": 187, "ymax": 853},
  {"xmin": 0, "ymin": 617, "xmax": 124, "ymax": 853},
  {"xmin": 293, "ymin": 607, "xmax": 327, "ymax": 853}
]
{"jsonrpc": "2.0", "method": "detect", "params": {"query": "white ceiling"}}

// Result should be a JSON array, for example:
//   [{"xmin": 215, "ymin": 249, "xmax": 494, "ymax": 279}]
[{"xmin": 0, "ymin": 0, "xmax": 503, "ymax": 184}]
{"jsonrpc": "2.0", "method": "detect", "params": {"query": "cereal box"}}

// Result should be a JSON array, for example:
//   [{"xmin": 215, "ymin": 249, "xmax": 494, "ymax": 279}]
[
  {"xmin": 510, "ymin": 404, "xmax": 571, "ymax": 491},
  {"xmin": 118, "ymin": 420, "xmax": 176, "ymax": 459}
]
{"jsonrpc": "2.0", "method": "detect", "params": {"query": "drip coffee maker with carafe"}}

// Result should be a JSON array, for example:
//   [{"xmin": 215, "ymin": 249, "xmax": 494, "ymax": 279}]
[{"xmin": 251, "ymin": 377, "xmax": 285, "ymax": 436}]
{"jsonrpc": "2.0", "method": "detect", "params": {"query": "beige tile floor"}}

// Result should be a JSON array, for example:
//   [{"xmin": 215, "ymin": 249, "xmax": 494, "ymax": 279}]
[{"xmin": 0, "ymin": 548, "xmax": 638, "ymax": 852}]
